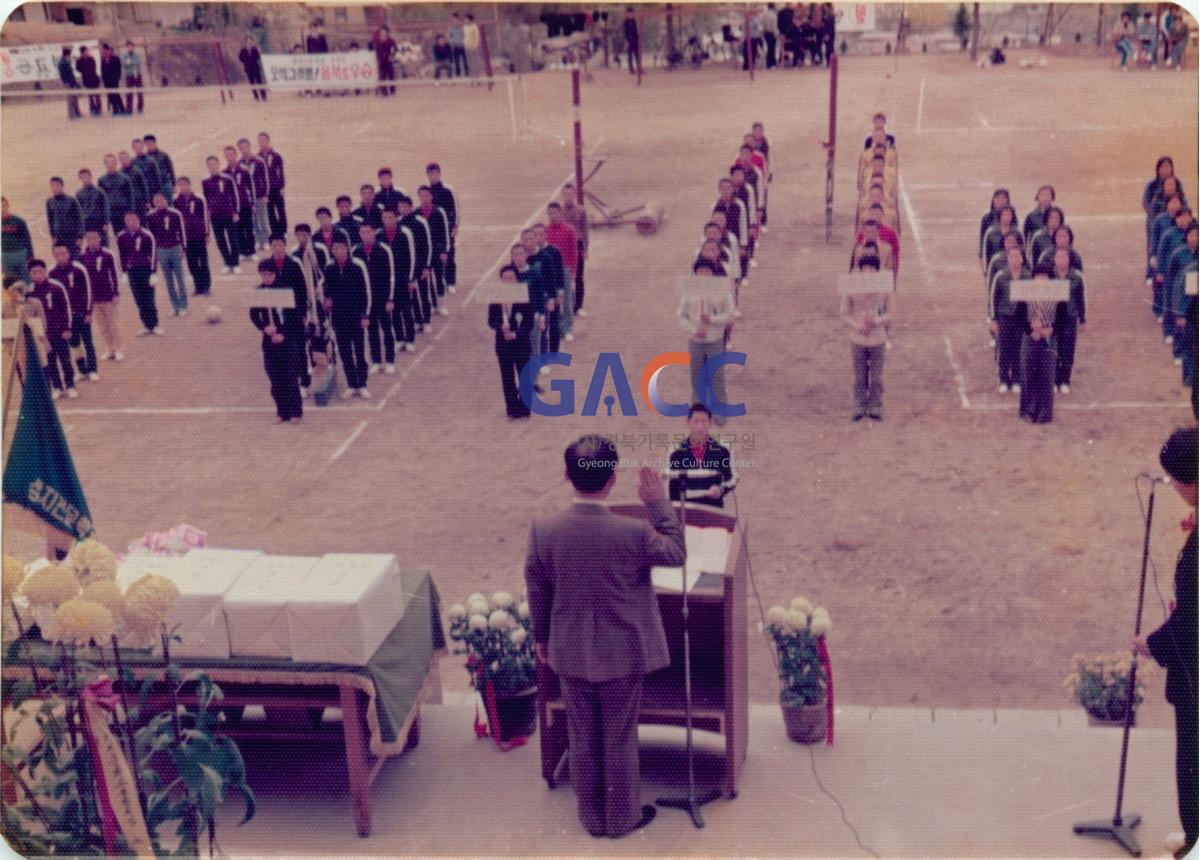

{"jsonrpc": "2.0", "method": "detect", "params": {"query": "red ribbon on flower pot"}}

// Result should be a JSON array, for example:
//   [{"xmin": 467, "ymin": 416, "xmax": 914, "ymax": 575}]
[{"xmin": 817, "ymin": 637, "xmax": 834, "ymax": 746}]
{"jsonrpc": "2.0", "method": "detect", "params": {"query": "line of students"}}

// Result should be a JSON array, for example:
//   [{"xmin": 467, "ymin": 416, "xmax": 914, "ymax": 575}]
[
  {"xmin": 843, "ymin": 112, "xmax": 900, "ymax": 422},
  {"xmin": 1144, "ymin": 155, "xmax": 1198, "ymax": 416},
  {"xmin": 249, "ymin": 163, "xmax": 459, "ymax": 421},
  {"xmin": 980, "ymin": 184, "xmax": 1088, "ymax": 424}
]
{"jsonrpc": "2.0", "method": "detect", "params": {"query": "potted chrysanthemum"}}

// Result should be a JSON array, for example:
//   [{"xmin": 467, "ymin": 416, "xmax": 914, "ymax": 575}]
[
  {"xmin": 447, "ymin": 591, "xmax": 537, "ymax": 744},
  {"xmin": 1063, "ymin": 653, "xmax": 1145, "ymax": 726},
  {"xmin": 765, "ymin": 596, "xmax": 833, "ymax": 744}
]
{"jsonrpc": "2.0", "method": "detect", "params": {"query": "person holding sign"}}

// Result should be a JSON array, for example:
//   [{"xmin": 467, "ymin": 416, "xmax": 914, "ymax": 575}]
[
  {"xmin": 488, "ymin": 265, "xmax": 532, "ymax": 420},
  {"xmin": 1016, "ymin": 265, "xmax": 1062, "ymax": 424},
  {"xmin": 990, "ymin": 244, "xmax": 1028, "ymax": 394},
  {"xmin": 840, "ymin": 255, "xmax": 892, "ymax": 422},
  {"xmin": 250, "ymin": 260, "xmax": 303, "ymax": 424}
]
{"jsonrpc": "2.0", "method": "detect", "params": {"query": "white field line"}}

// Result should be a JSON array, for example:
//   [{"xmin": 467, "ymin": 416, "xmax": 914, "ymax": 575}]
[
  {"xmin": 373, "ymin": 341, "xmax": 435, "ymax": 410},
  {"xmin": 915, "ymin": 76, "xmax": 925, "ymax": 132},
  {"xmin": 966, "ymin": 400, "xmax": 1187, "ymax": 412},
  {"xmin": 329, "ymin": 419, "xmax": 370, "ymax": 463},
  {"xmin": 942, "ymin": 335, "xmax": 972, "ymax": 410},
  {"xmin": 914, "ymin": 123, "xmax": 1195, "ymax": 135},
  {"xmin": 975, "ymin": 111, "xmax": 992, "ymax": 129},
  {"xmin": 1030, "ymin": 799, "xmax": 1097, "ymax": 823},
  {"xmin": 897, "ymin": 173, "xmax": 929, "ymax": 272},
  {"xmin": 57, "ymin": 403, "xmax": 372, "ymax": 416}
]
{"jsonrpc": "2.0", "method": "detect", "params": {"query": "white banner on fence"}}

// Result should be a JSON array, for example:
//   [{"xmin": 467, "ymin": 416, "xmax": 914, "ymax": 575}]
[
  {"xmin": 834, "ymin": 4, "xmax": 876, "ymax": 32},
  {"xmin": 261, "ymin": 51, "xmax": 378, "ymax": 91},
  {"xmin": 0, "ymin": 41, "xmax": 100, "ymax": 84}
]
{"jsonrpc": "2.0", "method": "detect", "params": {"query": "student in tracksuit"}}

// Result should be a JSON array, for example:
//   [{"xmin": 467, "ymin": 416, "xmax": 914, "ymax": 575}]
[
  {"xmin": 399, "ymin": 196, "xmax": 435, "ymax": 330},
  {"xmin": 203, "ymin": 157, "xmax": 241, "ymax": 274},
  {"xmin": 1166, "ymin": 223, "xmax": 1199, "ymax": 380},
  {"xmin": 1157, "ymin": 208, "xmax": 1195, "ymax": 350},
  {"xmin": 979, "ymin": 188, "xmax": 1010, "ymax": 262},
  {"xmin": 353, "ymin": 223, "xmax": 397, "ymax": 375},
  {"xmin": 379, "ymin": 209, "xmax": 417, "ymax": 352},
  {"xmin": 426, "ymin": 164, "xmax": 458, "ymax": 293},
  {"xmin": 119, "ymin": 151, "xmax": 151, "ymax": 215},
  {"xmin": 100, "ymin": 155, "xmax": 136, "ymax": 239},
  {"xmin": 265, "ymin": 234, "xmax": 310, "ymax": 396},
  {"xmin": 376, "ymin": 168, "xmax": 405, "ymax": 215},
  {"xmin": 49, "ymin": 243, "xmax": 96, "ymax": 382},
  {"xmin": 1052, "ymin": 247, "xmax": 1086, "ymax": 394},
  {"xmin": 315, "ymin": 207, "xmax": 351, "ymax": 254},
  {"xmin": 225, "ymin": 146, "xmax": 255, "ymax": 258},
  {"xmin": 543, "ymin": 205, "xmax": 577, "ymax": 341},
  {"xmin": 335, "ymin": 196, "xmax": 365, "ymax": 247},
  {"xmin": 490, "ymin": 264, "xmax": 533, "ymax": 419},
  {"xmin": 47, "ymin": 177, "xmax": 83, "ymax": 251},
  {"xmin": 989, "ymin": 245, "xmax": 1029, "ymax": 393},
  {"xmin": 353, "ymin": 186, "xmax": 384, "ymax": 231},
  {"xmin": 560, "ymin": 183, "xmax": 589, "ymax": 315},
  {"xmin": 131, "ymin": 139, "xmax": 162, "ymax": 201},
  {"xmin": 1022, "ymin": 185, "xmax": 1055, "ymax": 245},
  {"xmin": 713, "ymin": 178, "xmax": 750, "ymax": 281},
  {"xmin": 418, "ymin": 185, "xmax": 451, "ymax": 313},
  {"xmin": 80, "ymin": 230, "xmax": 123, "ymax": 362},
  {"xmin": 730, "ymin": 167, "xmax": 758, "ymax": 263},
  {"xmin": 1027, "ymin": 207, "xmax": 1064, "ymax": 270},
  {"xmin": 258, "ymin": 133, "xmax": 287, "ymax": 237},
  {"xmin": 529, "ymin": 226, "xmax": 563, "ymax": 355},
  {"xmin": 143, "ymin": 136, "xmax": 175, "ymax": 198},
  {"xmin": 291, "ymin": 223, "xmax": 329, "ymax": 393},
  {"xmin": 146, "ymin": 193, "xmax": 188, "ymax": 316},
  {"xmin": 237, "ymin": 138, "xmax": 270, "ymax": 252},
  {"xmin": 26, "ymin": 259, "xmax": 77, "ymax": 398},
  {"xmin": 1147, "ymin": 176, "xmax": 1185, "ymax": 286},
  {"xmin": 1018, "ymin": 265, "xmax": 1061, "ymax": 425},
  {"xmin": 322, "ymin": 238, "xmax": 372, "ymax": 397},
  {"xmin": 174, "ymin": 178, "xmax": 211, "ymax": 296},
  {"xmin": 117, "ymin": 210, "xmax": 160, "ymax": 335},
  {"xmin": 75, "ymin": 170, "xmax": 109, "ymax": 247},
  {"xmin": 511, "ymin": 242, "xmax": 547, "ymax": 372},
  {"xmin": 250, "ymin": 260, "xmax": 303, "ymax": 423}
]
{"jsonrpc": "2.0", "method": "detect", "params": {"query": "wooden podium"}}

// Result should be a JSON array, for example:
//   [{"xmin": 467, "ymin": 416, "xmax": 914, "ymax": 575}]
[{"xmin": 536, "ymin": 505, "xmax": 750, "ymax": 797}]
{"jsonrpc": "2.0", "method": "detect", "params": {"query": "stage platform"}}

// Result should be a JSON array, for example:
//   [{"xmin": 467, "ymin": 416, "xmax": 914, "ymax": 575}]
[{"xmin": 215, "ymin": 699, "xmax": 1180, "ymax": 857}]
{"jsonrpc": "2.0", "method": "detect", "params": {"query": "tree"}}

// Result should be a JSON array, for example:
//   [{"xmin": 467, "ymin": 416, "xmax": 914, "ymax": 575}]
[{"xmin": 952, "ymin": 3, "xmax": 971, "ymax": 49}]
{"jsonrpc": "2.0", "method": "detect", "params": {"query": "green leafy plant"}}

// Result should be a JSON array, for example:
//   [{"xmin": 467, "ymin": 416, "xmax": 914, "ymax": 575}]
[
  {"xmin": 1063, "ymin": 653, "xmax": 1145, "ymax": 721},
  {"xmin": 765, "ymin": 597, "xmax": 832, "ymax": 707},
  {"xmin": 446, "ymin": 591, "xmax": 535, "ymax": 697}
]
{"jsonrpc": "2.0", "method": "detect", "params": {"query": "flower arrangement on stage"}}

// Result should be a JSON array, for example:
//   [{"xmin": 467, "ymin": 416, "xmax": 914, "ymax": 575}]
[
  {"xmin": 1063, "ymin": 653, "xmax": 1145, "ymax": 723},
  {"xmin": 1, "ymin": 546, "xmax": 255, "ymax": 857},
  {"xmin": 766, "ymin": 596, "xmax": 835, "ymax": 744},
  {"xmin": 447, "ymin": 591, "xmax": 535, "ymax": 697}
]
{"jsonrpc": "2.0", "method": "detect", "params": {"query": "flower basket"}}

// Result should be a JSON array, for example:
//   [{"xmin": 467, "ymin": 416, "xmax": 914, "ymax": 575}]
[
  {"xmin": 766, "ymin": 596, "xmax": 835, "ymax": 745},
  {"xmin": 1064, "ymin": 653, "xmax": 1144, "ymax": 728},
  {"xmin": 492, "ymin": 686, "xmax": 538, "ymax": 742},
  {"xmin": 782, "ymin": 701, "xmax": 827, "ymax": 744}
]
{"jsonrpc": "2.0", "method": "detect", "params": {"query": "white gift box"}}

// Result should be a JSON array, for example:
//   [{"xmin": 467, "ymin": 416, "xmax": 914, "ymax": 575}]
[
  {"xmin": 652, "ymin": 526, "xmax": 732, "ymax": 592},
  {"xmin": 286, "ymin": 554, "xmax": 404, "ymax": 666},
  {"xmin": 224, "ymin": 556, "xmax": 320, "ymax": 659}
]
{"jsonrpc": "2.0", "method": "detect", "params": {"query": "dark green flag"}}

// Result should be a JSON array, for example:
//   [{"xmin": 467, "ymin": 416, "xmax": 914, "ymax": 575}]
[{"xmin": 3, "ymin": 325, "xmax": 93, "ymax": 539}]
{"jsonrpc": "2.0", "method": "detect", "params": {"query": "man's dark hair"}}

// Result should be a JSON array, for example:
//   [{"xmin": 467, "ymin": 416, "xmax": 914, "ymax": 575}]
[
  {"xmin": 418, "ymin": 185, "xmax": 432, "ymax": 195},
  {"xmin": 258, "ymin": 260, "xmax": 277, "ymax": 274},
  {"xmin": 1037, "ymin": 184, "xmax": 1056, "ymax": 200},
  {"xmin": 206, "ymin": 155, "xmax": 219, "ymax": 163},
  {"xmin": 564, "ymin": 435, "xmax": 619, "ymax": 494},
  {"xmin": 426, "ymin": 162, "xmax": 440, "ymax": 172},
  {"xmin": 857, "ymin": 255, "xmax": 881, "ymax": 271},
  {"xmin": 295, "ymin": 223, "xmax": 312, "ymax": 234},
  {"xmin": 688, "ymin": 403, "xmax": 712, "ymax": 419},
  {"xmin": 547, "ymin": 202, "xmax": 561, "ymax": 211},
  {"xmin": 269, "ymin": 233, "xmax": 286, "ymax": 245},
  {"xmin": 360, "ymin": 184, "xmax": 374, "ymax": 193},
  {"xmin": 331, "ymin": 237, "xmax": 349, "ymax": 247},
  {"xmin": 78, "ymin": 168, "xmax": 91, "ymax": 176},
  {"xmin": 398, "ymin": 195, "xmax": 413, "ymax": 207},
  {"xmin": 143, "ymin": 134, "xmax": 156, "ymax": 142},
  {"xmin": 50, "ymin": 176, "xmax": 63, "ymax": 185},
  {"xmin": 177, "ymin": 176, "xmax": 190, "ymax": 184},
  {"xmin": 1160, "ymin": 426, "xmax": 1197, "ymax": 485},
  {"xmin": 499, "ymin": 264, "xmax": 516, "ymax": 277},
  {"xmin": 336, "ymin": 195, "xmax": 352, "ymax": 205},
  {"xmin": 27, "ymin": 259, "xmax": 46, "ymax": 271},
  {"xmin": 315, "ymin": 206, "xmax": 332, "ymax": 218},
  {"xmin": 378, "ymin": 167, "xmax": 392, "ymax": 177}
]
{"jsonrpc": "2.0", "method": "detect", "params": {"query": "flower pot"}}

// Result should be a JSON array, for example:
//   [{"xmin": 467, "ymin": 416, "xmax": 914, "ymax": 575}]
[
  {"xmin": 1086, "ymin": 706, "xmax": 1136, "ymax": 727},
  {"xmin": 781, "ymin": 701, "xmax": 826, "ymax": 744},
  {"xmin": 493, "ymin": 687, "xmax": 538, "ymax": 742}
]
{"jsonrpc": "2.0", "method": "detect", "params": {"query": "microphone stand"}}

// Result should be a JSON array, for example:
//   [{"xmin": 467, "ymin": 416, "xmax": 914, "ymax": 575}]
[
  {"xmin": 657, "ymin": 467, "xmax": 721, "ymax": 828},
  {"xmin": 1072, "ymin": 480, "xmax": 1155, "ymax": 856}
]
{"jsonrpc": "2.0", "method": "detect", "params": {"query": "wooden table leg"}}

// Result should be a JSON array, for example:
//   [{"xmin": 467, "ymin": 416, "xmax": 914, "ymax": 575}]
[{"xmin": 339, "ymin": 685, "xmax": 373, "ymax": 838}]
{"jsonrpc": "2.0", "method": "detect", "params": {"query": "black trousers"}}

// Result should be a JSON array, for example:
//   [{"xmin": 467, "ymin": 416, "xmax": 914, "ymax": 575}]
[
  {"xmin": 128, "ymin": 267, "xmax": 158, "ymax": 330},
  {"xmin": 764, "ymin": 31, "xmax": 777, "ymax": 67},
  {"xmin": 445, "ymin": 240, "xmax": 457, "ymax": 287},
  {"xmin": 393, "ymin": 286, "xmax": 417, "ymax": 344},
  {"xmin": 366, "ymin": 301, "xmax": 395, "ymax": 365},
  {"xmin": 294, "ymin": 325, "xmax": 311, "ymax": 390},
  {"xmin": 124, "ymin": 74, "xmax": 143, "ymax": 114},
  {"xmin": 378, "ymin": 62, "xmax": 397, "ymax": 95},
  {"xmin": 237, "ymin": 206, "xmax": 255, "ymax": 257},
  {"xmin": 496, "ymin": 335, "xmax": 532, "ymax": 417},
  {"xmin": 46, "ymin": 334, "xmax": 75, "ymax": 390},
  {"xmin": 626, "ymin": 43, "xmax": 638, "ymax": 73},
  {"xmin": 105, "ymin": 88, "xmax": 124, "ymax": 115},
  {"xmin": 415, "ymin": 273, "xmax": 434, "ymax": 325},
  {"xmin": 211, "ymin": 215, "xmax": 239, "ymax": 268},
  {"xmin": 267, "ymin": 189, "xmax": 287, "ymax": 236},
  {"xmin": 542, "ymin": 307, "xmax": 561, "ymax": 354},
  {"xmin": 70, "ymin": 315, "xmax": 97, "ymax": 375},
  {"xmin": 1019, "ymin": 334, "xmax": 1055, "ymax": 423},
  {"xmin": 247, "ymin": 69, "xmax": 267, "ymax": 100},
  {"xmin": 262, "ymin": 338, "xmax": 302, "ymax": 419},
  {"xmin": 575, "ymin": 239, "xmax": 586, "ymax": 311},
  {"xmin": 1054, "ymin": 316, "xmax": 1078, "ymax": 386},
  {"xmin": 452, "ymin": 46, "xmax": 469, "ymax": 76},
  {"xmin": 334, "ymin": 322, "xmax": 368, "ymax": 390},
  {"xmin": 185, "ymin": 241, "xmax": 212, "ymax": 295},
  {"xmin": 432, "ymin": 257, "xmax": 447, "ymax": 298},
  {"xmin": 1176, "ymin": 702, "xmax": 1199, "ymax": 851},
  {"xmin": 995, "ymin": 315, "xmax": 1022, "ymax": 386},
  {"xmin": 86, "ymin": 89, "xmax": 102, "ymax": 115}
]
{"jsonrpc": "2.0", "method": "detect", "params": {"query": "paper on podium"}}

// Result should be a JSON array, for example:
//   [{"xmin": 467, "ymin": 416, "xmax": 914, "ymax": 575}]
[
  {"xmin": 286, "ymin": 553, "xmax": 404, "ymax": 665},
  {"xmin": 652, "ymin": 525, "xmax": 732, "ymax": 592},
  {"xmin": 224, "ymin": 555, "xmax": 320, "ymax": 659}
]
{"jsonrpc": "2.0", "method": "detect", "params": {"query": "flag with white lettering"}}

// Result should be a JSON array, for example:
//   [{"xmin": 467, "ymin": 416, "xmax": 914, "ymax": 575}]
[{"xmin": 3, "ymin": 325, "xmax": 93, "ymax": 539}]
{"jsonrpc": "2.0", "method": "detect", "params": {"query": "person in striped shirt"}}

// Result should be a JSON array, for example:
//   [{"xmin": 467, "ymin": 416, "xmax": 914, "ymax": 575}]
[{"xmin": 146, "ymin": 192, "xmax": 188, "ymax": 316}]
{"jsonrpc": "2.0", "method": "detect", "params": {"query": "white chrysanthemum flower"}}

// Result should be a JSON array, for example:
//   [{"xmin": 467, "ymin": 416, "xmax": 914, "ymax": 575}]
[
  {"xmin": 517, "ymin": 601, "xmax": 530, "ymax": 619},
  {"xmin": 765, "ymin": 606, "xmax": 788, "ymax": 627},
  {"xmin": 467, "ymin": 593, "xmax": 485, "ymax": 606},
  {"xmin": 510, "ymin": 628, "xmax": 528, "ymax": 646},
  {"xmin": 810, "ymin": 607, "xmax": 832, "ymax": 637},
  {"xmin": 790, "ymin": 596, "xmax": 812, "ymax": 615},
  {"xmin": 491, "ymin": 591, "xmax": 514, "ymax": 609},
  {"xmin": 488, "ymin": 609, "xmax": 512, "ymax": 630},
  {"xmin": 467, "ymin": 599, "xmax": 489, "ymax": 617},
  {"xmin": 447, "ymin": 603, "xmax": 467, "ymax": 620},
  {"xmin": 468, "ymin": 614, "xmax": 488, "ymax": 633},
  {"xmin": 787, "ymin": 609, "xmax": 809, "ymax": 632}
]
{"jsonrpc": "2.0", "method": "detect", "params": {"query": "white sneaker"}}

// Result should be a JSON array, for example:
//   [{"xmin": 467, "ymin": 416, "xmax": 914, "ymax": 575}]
[
  {"xmin": 438, "ymin": 307, "xmax": 450, "ymax": 316},
  {"xmin": 1175, "ymin": 357, "xmax": 1184, "ymax": 366},
  {"xmin": 404, "ymin": 342, "xmax": 415, "ymax": 352},
  {"xmin": 422, "ymin": 323, "xmax": 433, "ymax": 333},
  {"xmin": 539, "ymin": 365, "xmax": 551, "ymax": 376},
  {"xmin": 104, "ymin": 352, "xmax": 115, "ymax": 361},
  {"xmin": 370, "ymin": 364, "xmax": 382, "ymax": 375},
  {"xmin": 1165, "ymin": 335, "xmax": 1175, "ymax": 345},
  {"xmin": 152, "ymin": 327, "xmax": 165, "ymax": 335},
  {"xmin": 114, "ymin": 352, "xmax": 124, "ymax": 361},
  {"xmin": 221, "ymin": 266, "xmax": 233, "ymax": 275},
  {"xmin": 563, "ymin": 332, "xmax": 574, "ymax": 342},
  {"xmin": 341, "ymin": 388, "xmax": 355, "ymax": 400},
  {"xmin": 1156, "ymin": 316, "xmax": 1164, "ymax": 323},
  {"xmin": 750, "ymin": 258, "xmax": 759, "ymax": 268},
  {"xmin": 170, "ymin": 309, "xmax": 180, "ymax": 317},
  {"xmin": 178, "ymin": 309, "xmax": 188, "ymax": 318},
  {"xmin": 359, "ymin": 387, "xmax": 371, "ymax": 399},
  {"xmin": 384, "ymin": 363, "xmax": 396, "ymax": 374},
  {"xmin": 988, "ymin": 337, "xmax": 996, "ymax": 348},
  {"xmin": 51, "ymin": 389, "xmax": 62, "ymax": 401},
  {"xmin": 576, "ymin": 309, "xmax": 589, "ymax": 318},
  {"xmin": 88, "ymin": 372, "xmax": 99, "ymax": 382},
  {"xmin": 447, "ymin": 285, "xmax": 457, "ymax": 294},
  {"xmin": 300, "ymin": 387, "xmax": 309, "ymax": 398},
  {"xmin": 136, "ymin": 328, "xmax": 152, "ymax": 337},
  {"xmin": 1011, "ymin": 384, "xmax": 1021, "ymax": 394},
  {"xmin": 1059, "ymin": 384, "xmax": 1069, "ymax": 394},
  {"xmin": 741, "ymin": 278, "xmax": 750, "ymax": 287},
  {"xmin": 998, "ymin": 383, "xmax": 1009, "ymax": 393},
  {"xmin": 66, "ymin": 387, "xmax": 79, "ymax": 399},
  {"xmin": 233, "ymin": 266, "xmax": 242, "ymax": 274}
]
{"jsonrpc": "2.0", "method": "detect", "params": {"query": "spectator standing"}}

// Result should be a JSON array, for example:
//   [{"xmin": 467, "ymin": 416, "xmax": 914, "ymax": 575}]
[
  {"xmin": 57, "ymin": 46, "xmax": 81, "ymax": 120},
  {"xmin": 75, "ymin": 46, "xmax": 102, "ymax": 117},
  {"xmin": 761, "ymin": 5, "xmax": 778, "ymax": 68},
  {"xmin": 463, "ymin": 14, "xmax": 481, "ymax": 74},
  {"xmin": 239, "ymin": 37, "xmax": 267, "ymax": 101},
  {"xmin": 373, "ymin": 26, "xmax": 398, "ymax": 95},
  {"xmin": 623, "ymin": 7, "xmax": 639, "ymax": 74},
  {"xmin": 448, "ymin": 13, "xmax": 468, "ymax": 76},
  {"xmin": 99, "ymin": 43, "xmax": 124, "ymax": 115},
  {"xmin": 122, "ymin": 41, "xmax": 144, "ymax": 114},
  {"xmin": 1113, "ymin": 11, "xmax": 1136, "ymax": 69},
  {"xmin": 433, "ymin": 35, "xmax": 454, "ymax": 79},
  {"xmin": 1, "ymin": 198, "xmax": 33, "ymax": 282},
  {"xmin": 305, "ymin": 21, "xmax": 329, "ymax": 54}
]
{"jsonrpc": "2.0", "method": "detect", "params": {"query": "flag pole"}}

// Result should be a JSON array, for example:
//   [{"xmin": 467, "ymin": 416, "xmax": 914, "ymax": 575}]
[{"xmin": 2, "ymin": 308, "xmax": 28, "ymax": 435}]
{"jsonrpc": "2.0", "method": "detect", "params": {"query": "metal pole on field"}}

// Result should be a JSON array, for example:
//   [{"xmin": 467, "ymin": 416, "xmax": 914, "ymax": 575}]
[
  {"xmin": 825, "ymin": 53, "xmax": 837, "ymax": 243},
  {"xmin": 971, "ymin": 2, "xmax": 980, "ymax": 62},
  {"xmin": 573, "ymin": 68, "xmax": 585, "ymax": 205},
  {"xmin": 1096, "ymin": 4, "xmax": 1105, "ymax": 47},
  {"xmin": 744, "ymin": 6, "xmax": 754, "ymax": 80},
  {"xmin": 480, "ymin": 23, "xmax": 495, "ymax": 90},
  {"xmin": 1153, "ymin": 3, "xmax": 1162, "ymax": 65}
]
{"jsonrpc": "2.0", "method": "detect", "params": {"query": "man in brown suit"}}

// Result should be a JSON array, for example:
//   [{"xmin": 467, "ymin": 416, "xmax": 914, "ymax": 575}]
[{"xmin": 525, "ymin": 436, "xmax": 686, "ymax": 838}]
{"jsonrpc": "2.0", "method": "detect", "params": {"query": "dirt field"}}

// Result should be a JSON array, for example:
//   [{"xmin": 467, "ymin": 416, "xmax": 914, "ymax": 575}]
[{"xmin": 3, "ymin": 51, "xmax": 1196, "ymax": 721}]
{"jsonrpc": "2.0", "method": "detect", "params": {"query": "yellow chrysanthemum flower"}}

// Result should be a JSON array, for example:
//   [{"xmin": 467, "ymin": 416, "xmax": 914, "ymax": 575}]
[
  {"xmin": 46, "ymin": 598, "xmax": 115, "ymax": 645},
  {"xmin": 80, "ymin": 579, "xmax": 124, "ymax": 618},
  {"xmin": 20, "ymin": 564, "xmax": 80, "ymax": 607},
  {"xmin": 69, "ymin": 539, "xmax": 117, "ymax": 586},
  {"xmin": 121, "ymin": 574, "xmax": 179, "ymax": 635},
  {"xmin": 3, "ymin": 555, "xmax": 26, "ymax": 597}
]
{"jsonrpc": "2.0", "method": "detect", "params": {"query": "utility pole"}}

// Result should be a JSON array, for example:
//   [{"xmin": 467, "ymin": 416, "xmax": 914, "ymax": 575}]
[{"xmin": 970, "ymin": 2, "xmax": 980, "ymax": 62}]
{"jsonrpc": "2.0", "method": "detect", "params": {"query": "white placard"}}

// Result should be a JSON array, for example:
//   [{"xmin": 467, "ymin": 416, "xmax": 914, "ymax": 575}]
[
  {"xmin": 677, "ymin": 275, "xmax": 737, "ymax": 302},
  {"xmin": 838, "ymin": 271, "xmax": 895, "ymax": 295},
  {"xmin": 834, "ymin": 3, "xmax": 876, "ymax": 32},
  {"xmin": 0, "ymin": 41, "xmax": 100, "ymax": 84},
  {"xmin": 241, "ymin": 288, "xmax": 296, "ymax": 309},
  {"xmin": 261, "ymin": 51, "xmax": 377, "ymax": 91},
  {"xmin": 485, "ymin": 281, "xmax": 533, "ymax": 305},
  {"xmin": 1186, "ymin": 271, "xmax": 1198, "ymax": 297},
  {"xmin": 1, "ymin": 318, "xmax": 18, "ymax": 341},
  {"xmin": 1009, "ymin": 279, "xmax": 1069, "ymax": 302}
]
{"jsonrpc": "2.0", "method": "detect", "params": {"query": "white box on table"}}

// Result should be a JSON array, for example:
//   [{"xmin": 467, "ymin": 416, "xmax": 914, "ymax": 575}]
[
  {"xmin": 286, "ymin": 553, "xmax": 404, "ymax": 666},
  {"xmin": 224, "ymin": 555, "xmax": 320, "ymax": 659}
]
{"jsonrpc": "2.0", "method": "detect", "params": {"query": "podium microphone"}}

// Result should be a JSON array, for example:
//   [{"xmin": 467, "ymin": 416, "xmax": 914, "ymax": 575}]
[{"xmin": 660, "ymin": 467, "xmax": 721, "ymax": 479}]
